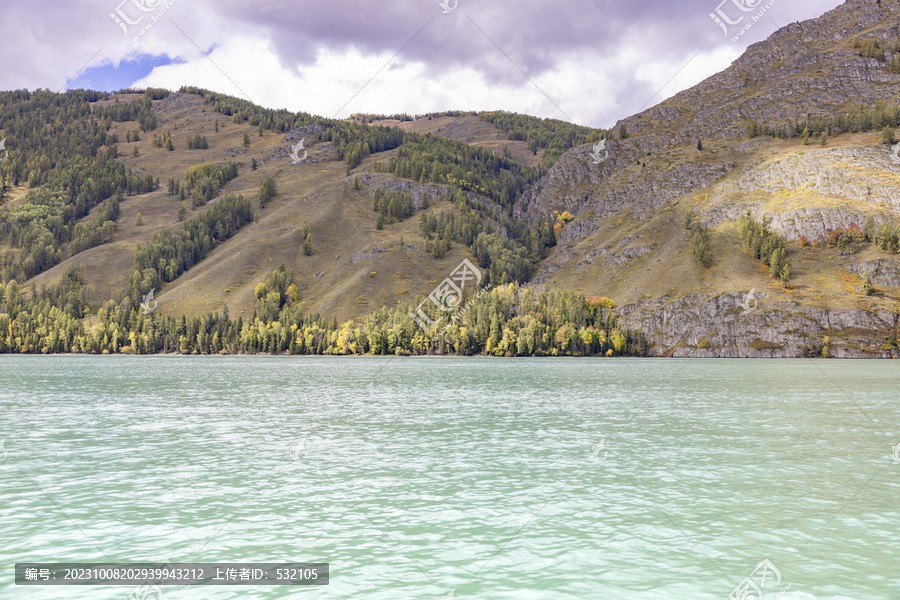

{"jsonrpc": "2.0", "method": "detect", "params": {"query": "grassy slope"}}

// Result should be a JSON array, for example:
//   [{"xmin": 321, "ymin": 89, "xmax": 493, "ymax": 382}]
[{"xmin": 27, "ymin": 96, "xmax": 513, "ymax": 322}]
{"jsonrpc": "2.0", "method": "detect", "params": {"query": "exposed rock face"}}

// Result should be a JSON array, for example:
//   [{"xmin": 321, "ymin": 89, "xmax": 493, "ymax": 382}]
[
  {"xmin": 268, "ymin": 144, "xmax": 330, "ymax": 164},
  {"xmin": 611, "ymin": 1, "xmax": 900, "ymax": 146},
  {"xmin": 151, "ymin": 92, "xmax": 201, "ymax": 120},
  {"xmin": 351, "ymin": 247, "xmax": 387, "ymax": 264},
  {"xmin": 514, "ymin": 141, "xmax": 731, "ymax": 226},
  {"xmin": 845, "ymin": 259, "xmax": 900, "ymax": 288},
  {"xmin": 271, "ymin": 126, "xmax": 330, "ymax": 164},
  {"xmin": 700, "ymin": 147, "xmax": 900, "ymax": 240},
  {"xmin": 283, "ymin": 125, "xmax": 326, "ymax": 143},
  {"xmin": 619, "ymin": 293, "xmax": 899, "ymax": 358},
  {"xmin": 602, "ymin": 245, "xmax": 652, "ymax": 267}
]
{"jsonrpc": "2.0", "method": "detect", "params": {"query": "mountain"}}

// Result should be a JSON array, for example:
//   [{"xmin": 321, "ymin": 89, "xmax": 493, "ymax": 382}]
[
  {"xmin": 515, "ymin": 0, "xmax": 900, "ymax": 357},
  {"xmin": 1, "ymin": 0, "xmax": 900, "ymax": 357}
]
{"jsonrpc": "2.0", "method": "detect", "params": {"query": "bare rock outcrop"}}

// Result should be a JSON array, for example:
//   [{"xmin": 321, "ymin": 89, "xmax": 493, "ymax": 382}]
[{"xmin": 619, "ymin": 293, "xmax": 899, "ymax": 358}]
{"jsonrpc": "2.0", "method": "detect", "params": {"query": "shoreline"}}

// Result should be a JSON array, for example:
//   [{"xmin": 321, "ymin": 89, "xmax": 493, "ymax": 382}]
[{"xmin": 0, "ymin": 352, "xmax": 895, "ymax": 359}]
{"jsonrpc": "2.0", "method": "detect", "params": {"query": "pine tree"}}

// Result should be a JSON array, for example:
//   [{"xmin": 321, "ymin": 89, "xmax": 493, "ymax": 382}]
[
  {"xmin": 243, "ymin": 132, "xmax": 251, "ymax": 147},
  {"xmin": 770, "ymin": 248, "xmax": 789, "ymax": 284},
  {"xmin": 861, "ymin": 271, "xmax": 875, "ymax": 295},
  {"xmin": 302, "ymin": 234, "xmax": 312, "ymax": 256},
  {"xmin": 691, "ymin": 227, "xmax": 711, "ymax": 267},
  {"xmin": 259, "ymin": 176, "xmax": 277, "ymax": 208},
  {"xmin": 432, "ymin": 237, "xmax": 448, "ymax": 258},
  {"xmin": 864, "ymin": 215, "xmax": 876, "ymax": 241}
]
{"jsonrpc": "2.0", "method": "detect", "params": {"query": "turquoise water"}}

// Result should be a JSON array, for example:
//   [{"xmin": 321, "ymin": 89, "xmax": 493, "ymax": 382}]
[{"xmin": 0, "ymin": 356, "xmax": 897, "ymax": 599}]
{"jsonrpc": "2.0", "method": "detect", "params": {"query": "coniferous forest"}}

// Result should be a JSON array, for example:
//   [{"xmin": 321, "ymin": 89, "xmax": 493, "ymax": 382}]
[{"xmin": 0, "ymin": 265, "xmax": 645, "ymax": 356}]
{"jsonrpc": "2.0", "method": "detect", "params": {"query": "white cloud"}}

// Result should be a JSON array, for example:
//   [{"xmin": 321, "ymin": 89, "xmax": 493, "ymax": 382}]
[{"xmin": 130, "ymin": 30, "xmax": 735, "ymax": 129}]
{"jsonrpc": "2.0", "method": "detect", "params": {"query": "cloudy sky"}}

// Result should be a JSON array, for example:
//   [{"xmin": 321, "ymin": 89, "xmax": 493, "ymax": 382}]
[{"xmin": 1, "ymin": 0, "xmax": 843, "ymax": 129}]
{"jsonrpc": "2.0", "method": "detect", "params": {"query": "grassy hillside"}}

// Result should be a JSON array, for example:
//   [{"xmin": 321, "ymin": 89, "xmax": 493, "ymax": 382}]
[{"xmin": 0, "ymin": 88, "xmax": 577, "ymax": 325}]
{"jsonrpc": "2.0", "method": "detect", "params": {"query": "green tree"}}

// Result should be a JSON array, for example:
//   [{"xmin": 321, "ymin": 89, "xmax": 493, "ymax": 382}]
[
  {"xmin": 864, "ymin": 215, "xmax": 877, "ymax": 241},
  {"xmin": 683, "ymin": 212, "xmax": 695, "ymax": 230},
  {"xmin": 432, "ymin": 237, "xmax": 449, "ymax": 258},
  {"xmin": 883, "ymin": 126, "xmax": 896, "ymax": 144},
  {"xmin": 861, "ymin": 270, "xmax": 875, "ymax": 295},
  {"xmin": 770, "ymin": 248, "xmax": 789, "ymax": 284},
  {"xmin": 243, "ymin": 132, "xmax": 251, "ymax": 147},
  {"xmin": 301, "ymin": 222, "xmax": 312, "ymax": 255},
  {"xmin": 691, "ymin": 227, "xmax": 711, "ymax": 267},
  {"xmin": 259, "ymin": 176, "xmax": 277, "ymax": 208}
]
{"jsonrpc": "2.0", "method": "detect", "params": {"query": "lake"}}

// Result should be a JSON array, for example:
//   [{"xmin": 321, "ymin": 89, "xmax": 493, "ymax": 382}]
[{"xmin": 0, "ymin": 356, "xmax": 897, "ymax": 599}]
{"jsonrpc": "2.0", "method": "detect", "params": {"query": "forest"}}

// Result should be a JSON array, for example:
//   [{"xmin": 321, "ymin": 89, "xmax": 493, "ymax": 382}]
[
  {"xmin": 0, "ymin": 89, "xmax": 159, "ymax": 282},
  {"xmin": 0, "ymin": 264, "xmax": 646, "ymax": 357}
]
